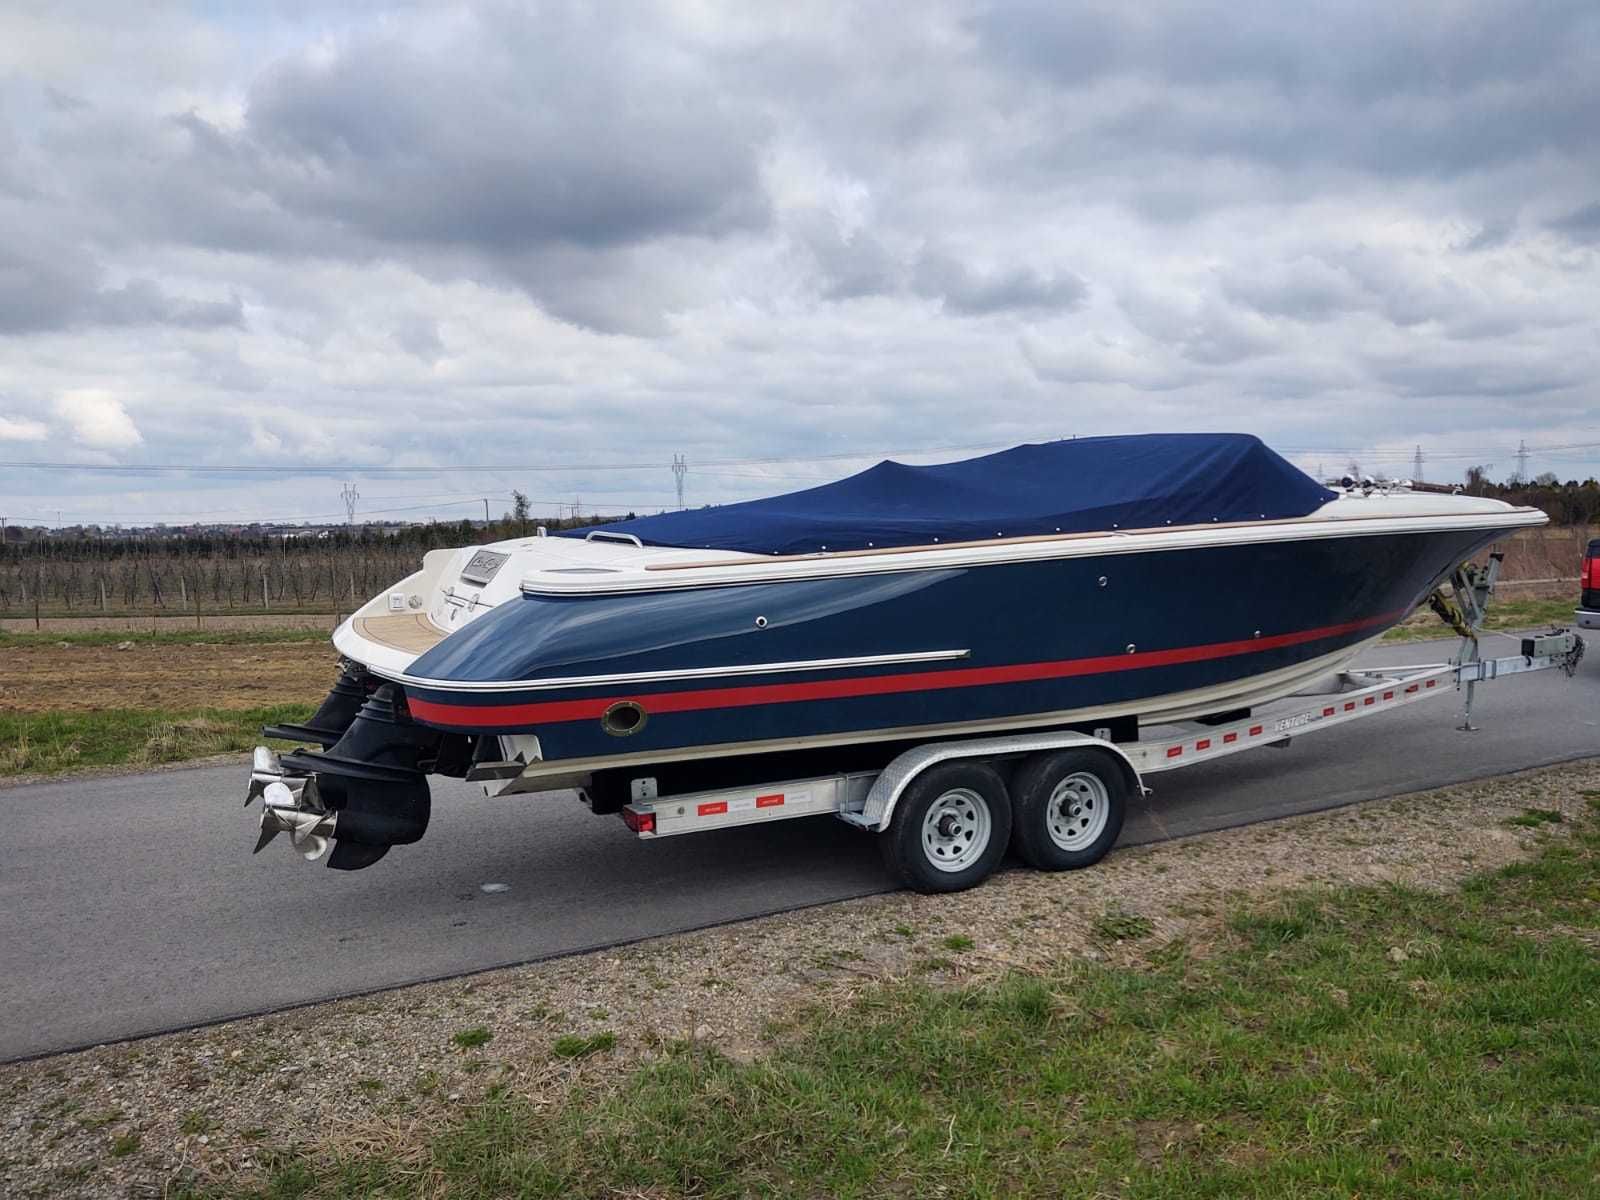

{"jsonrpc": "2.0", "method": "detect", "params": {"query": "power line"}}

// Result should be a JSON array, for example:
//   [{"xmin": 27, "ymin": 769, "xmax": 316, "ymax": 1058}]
[
  {"xmin": 8, "ymin": 436, "xmax": 1600, "ymax": 478},
  {"xmin": 0, "ymin": 438, "xmax": 1021, "ymax": 476}
]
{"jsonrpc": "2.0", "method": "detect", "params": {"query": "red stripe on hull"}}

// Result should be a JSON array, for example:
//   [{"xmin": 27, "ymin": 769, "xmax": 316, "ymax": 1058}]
[{"xmin": 407, "ymin": 609, "xmax": 1403, "ymax": 729}]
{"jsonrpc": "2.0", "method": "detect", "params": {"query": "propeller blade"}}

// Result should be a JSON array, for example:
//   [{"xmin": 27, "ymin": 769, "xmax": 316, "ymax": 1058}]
[
  {"xmin": 289, "ymin": 812, "xmax": 325, "ymax": 846},
  {"xmin": 252, "ymin": 824, "xmax": 282, "ymax": 854}
]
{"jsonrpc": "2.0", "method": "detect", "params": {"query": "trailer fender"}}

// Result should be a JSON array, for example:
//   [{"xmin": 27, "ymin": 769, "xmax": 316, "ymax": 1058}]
[{"xmin": 839, "ymin": 730, "xmax": 1143, "ymax": 834}]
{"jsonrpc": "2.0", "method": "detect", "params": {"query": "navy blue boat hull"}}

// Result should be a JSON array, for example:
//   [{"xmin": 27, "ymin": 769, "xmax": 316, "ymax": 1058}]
[{"xmin": 399, "ymin": 527, "xmax": 1505, "ymax": 764}]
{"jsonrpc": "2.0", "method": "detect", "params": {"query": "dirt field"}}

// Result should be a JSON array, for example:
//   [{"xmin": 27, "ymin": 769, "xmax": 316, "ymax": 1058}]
[
  {"xmin": 0, "ymin": 612, "xmax": 339, "ymax": 634},
  {"xmin": 0, "ymin": 641, "xmax": 337, "ymax": 713}
]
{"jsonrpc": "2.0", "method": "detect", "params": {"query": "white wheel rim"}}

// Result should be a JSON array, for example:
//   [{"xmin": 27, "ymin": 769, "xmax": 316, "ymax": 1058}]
[
  {"xmin": 920, "ymin": 787, "xmax": 992, "ymax": 873},
  {"xmin": 1045, "ymin": 772, "xmax": 1110, "ymax": 851}
]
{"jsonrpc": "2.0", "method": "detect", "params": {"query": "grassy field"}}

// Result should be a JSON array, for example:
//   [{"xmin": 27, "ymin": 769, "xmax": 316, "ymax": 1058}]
[
  {"xmin": 190, "ymin": 795, "xmax": 1600, "ymax": 1199},
  {"xmin": 0, "ymin": 706, "xmax": 315, "ymax": 775},
  {"xmin": 1381, "ymin": 596, "xmax": 1577, "ymax": 642},
  {"xmin": 1, "ymin": 629, "xmax": 330, "ymax": 778}
]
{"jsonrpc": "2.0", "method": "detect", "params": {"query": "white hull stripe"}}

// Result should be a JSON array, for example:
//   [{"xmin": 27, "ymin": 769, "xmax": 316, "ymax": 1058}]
[{"xmin": 373, "ymin": 647, "xmax": 971, "ymax": 693}]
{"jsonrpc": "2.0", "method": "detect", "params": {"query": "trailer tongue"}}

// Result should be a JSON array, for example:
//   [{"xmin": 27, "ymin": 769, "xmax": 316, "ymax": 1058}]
[{"xmin": 243, "ymin": 555, "xmax": 1584, "ymax": 891}]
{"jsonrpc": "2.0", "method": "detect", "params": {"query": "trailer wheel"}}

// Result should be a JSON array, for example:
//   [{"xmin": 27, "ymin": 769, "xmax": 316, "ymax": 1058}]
[
  {"xmin": 1008, "ymin": 750, "xmax": 1127, "ymax": 871},
  {"xmin": 879, "ymin": 762, "xmax": 1011, "ymax": 894}
]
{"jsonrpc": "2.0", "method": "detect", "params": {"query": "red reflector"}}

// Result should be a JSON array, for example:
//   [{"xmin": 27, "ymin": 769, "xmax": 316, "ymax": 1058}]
[
  {"xmin": 1364, "ymin": 697, "xmax": 1375, "ymax": 706},
  {"xmin": 1223, "ymin": 732, "xmax": 1238, "ymax": 743},
  {"xmin": 697, "ymin": 801, "xmax": 728, "ymax": 816},
  {"xmin": 1196, "ymin": 738, "xmax": 1211, "ymax": 751},
  {"xmin": 1249, "ymin": 725, "xmax": 1264, "ymax": 736},
  {"xmin": 1344, "ymin": 702, "xmax": 1356, "ymax": 712},
  {"xmin": 1426, "ymin": 679, "xmax": 1436, "ymax": 688},
  {"xmin": 622, "ymin": 808, "xmax": 655, "ymax": 834},
  {"xmin": 1383, "ymin": 691, "xmax": 1394, "ymax": 701},
  {"xmin": 756, "ymin": 793, "xmax": 784, "ymax": 808},
  {"xmin": 1322, "ymin": 707, "xmax": 1335, "ymax": 717},
  {"xmin": 1405, "ymin": 684, "xmax": 1418, "ymax": 694},
  {"xmin": 1166, "ymin": 746, "xmax": 1183, "ymax": 758}
]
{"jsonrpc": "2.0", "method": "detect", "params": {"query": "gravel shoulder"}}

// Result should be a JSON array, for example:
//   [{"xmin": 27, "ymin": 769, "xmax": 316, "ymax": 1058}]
[{"xmin": 4, "ymin": 758, "xmax": 1597, "ymax": 1199}]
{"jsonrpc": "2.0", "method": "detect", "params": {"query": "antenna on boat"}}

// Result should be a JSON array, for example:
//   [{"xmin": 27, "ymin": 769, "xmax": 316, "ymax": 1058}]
[{"xmin": 673, "ymin": 453, "xmax": 688, "ymax": 509}]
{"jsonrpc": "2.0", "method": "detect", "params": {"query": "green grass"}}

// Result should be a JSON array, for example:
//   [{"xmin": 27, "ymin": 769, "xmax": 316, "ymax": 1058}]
[
  {"xmin": 1382, "ymin": 596, "xmax": 1578, "ymax": 642},
  {"xmin": 0, "ymin": 628, "xmax": 330, "ymax": 649},
  {"xmin": 1507, "ymin": 807, "xmax": 1566, "ymax": 829},
  {"xmin": 452, "ymin": 1028, "xmax": 493, "ymax": 1050},
  {"xmin": 201, "ymin": 806, "xmax": 1600, "ymax": 1200},
  {"xmin": 550, "ymin": 1032, "xmax": 616, "ymax": 1059},
  {"xmin": 0, "ymin": 706, "xmax": 314, "ymax": 777},
  {"xmin": 1092, "ymin": 907, "xmax": 1156, "ymax": 942}
]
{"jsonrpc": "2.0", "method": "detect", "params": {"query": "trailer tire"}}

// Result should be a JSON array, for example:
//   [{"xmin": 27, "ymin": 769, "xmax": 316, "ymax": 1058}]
[
  {"xmin": 1008, "ymin": 749, "xmax": 1126, "ymax": 871},
  {"xmin": 879, "ymin": 762, "xmax": 1011, "ymax": 894}
]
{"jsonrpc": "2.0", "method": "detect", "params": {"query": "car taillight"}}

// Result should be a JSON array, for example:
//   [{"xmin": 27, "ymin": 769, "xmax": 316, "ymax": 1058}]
[{"xmin": 1585, "ymin": 555, "xmax": 1598, "ymax": 590}]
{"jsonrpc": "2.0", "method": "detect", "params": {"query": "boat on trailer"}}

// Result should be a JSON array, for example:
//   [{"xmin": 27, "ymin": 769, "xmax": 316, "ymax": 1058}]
[{"xmin": 244, "ymin": 434, "xmax": 1566, "ymax": 886}]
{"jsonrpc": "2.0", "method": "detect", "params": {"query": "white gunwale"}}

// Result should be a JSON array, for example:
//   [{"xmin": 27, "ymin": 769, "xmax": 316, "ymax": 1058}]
[{"xmin": 519, "ymin": 506, "xmax": 1546, "ymax": 596}]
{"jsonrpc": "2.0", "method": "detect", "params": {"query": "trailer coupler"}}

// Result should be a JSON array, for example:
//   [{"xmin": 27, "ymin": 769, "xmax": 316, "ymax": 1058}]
[{"xmin": 246, "ymin": 684, "xmax": 433, "ymax": 870}]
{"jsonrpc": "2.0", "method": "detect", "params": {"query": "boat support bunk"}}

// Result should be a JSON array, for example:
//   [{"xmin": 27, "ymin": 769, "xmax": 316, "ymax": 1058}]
[{"xmin": 612, "ymin": 555, "xmax": 1586, "ymax": 893}]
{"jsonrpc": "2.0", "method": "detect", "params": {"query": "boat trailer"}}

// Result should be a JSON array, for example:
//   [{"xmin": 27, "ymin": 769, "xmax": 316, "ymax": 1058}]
[
  {"xmin": 609, "ymin": 557, "xmax": 1585, "ymax": 891},
  {"xmin": 245, "ymin": 555, "xmax": 1585, "ymax": 892}
]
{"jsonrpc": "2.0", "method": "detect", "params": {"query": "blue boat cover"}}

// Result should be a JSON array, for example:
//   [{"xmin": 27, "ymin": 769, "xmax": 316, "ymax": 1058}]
[{"xmin": 576, "ymin": 434, "xmax": 1335, "ymax": 555}]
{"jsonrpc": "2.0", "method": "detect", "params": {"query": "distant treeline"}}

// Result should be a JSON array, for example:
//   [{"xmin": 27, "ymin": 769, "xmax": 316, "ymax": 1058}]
[
  {"xmin": 0, "ymin": 513, "xmax": 620, "ymax": 564},
  {"xmin": 0, "ymin": 514, "xmax": 620, "ymax": 615},
  {"xmin": 1461, "ymin": 475, "xmax": 1600, "ymax": 526}
]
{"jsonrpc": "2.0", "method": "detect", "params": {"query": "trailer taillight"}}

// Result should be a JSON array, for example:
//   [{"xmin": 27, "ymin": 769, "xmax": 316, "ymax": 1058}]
[{"xmin": 621, "ymin": 807, "xmax": 655, "ymax": 835}]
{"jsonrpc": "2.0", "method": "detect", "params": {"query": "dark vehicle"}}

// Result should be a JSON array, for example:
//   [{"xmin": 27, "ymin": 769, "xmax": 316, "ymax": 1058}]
[{"xmin": 1579, "ymin": 537, "xmax": 1600, "ymax": 632}]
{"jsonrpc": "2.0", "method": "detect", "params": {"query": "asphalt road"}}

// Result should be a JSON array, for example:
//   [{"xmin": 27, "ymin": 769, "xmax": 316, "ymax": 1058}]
[{"xmin": 2, "ymin": 636, "xmax": 1595, "ymax": 1062}]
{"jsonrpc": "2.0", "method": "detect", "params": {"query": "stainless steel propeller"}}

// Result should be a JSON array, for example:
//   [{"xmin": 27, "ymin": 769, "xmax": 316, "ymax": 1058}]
[{"xmin": 246, "ymin": 746, "xmax": 335, "ymax": 861}]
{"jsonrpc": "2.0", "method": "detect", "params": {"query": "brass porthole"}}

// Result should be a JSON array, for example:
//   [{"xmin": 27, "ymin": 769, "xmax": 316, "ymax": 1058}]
[{"xmin": 600, "ymin": 700, "xmax": 648, "ymax": 737}]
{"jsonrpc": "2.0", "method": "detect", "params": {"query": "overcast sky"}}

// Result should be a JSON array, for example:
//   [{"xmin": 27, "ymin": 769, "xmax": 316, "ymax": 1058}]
[{"xmin": 2, "ymin": 0, "xmax": 1598, "ymax": 527}]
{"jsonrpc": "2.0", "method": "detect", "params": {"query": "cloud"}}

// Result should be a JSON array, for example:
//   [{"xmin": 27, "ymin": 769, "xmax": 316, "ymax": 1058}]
[
  {"xmin": 913, "ymin": 250, "xmax": 1087, "ymax": 316},
  {"xmin": 0, "ymin": 0, "xmax": 1597, "ymax": 525},
  {"xmin": 0, "ymin": 242, "xmax": 243, "ymax": 335},
  {"xmin": 0, "ymin": 414, "xmax": 47, "ymax": 441},
  {"xmin": 55, "ymin": 390, "xmax": 143, "ymax": 449},
  {"xmin": 1548, "ymin": 201, "xmax": 1600, "ymax": 243}
]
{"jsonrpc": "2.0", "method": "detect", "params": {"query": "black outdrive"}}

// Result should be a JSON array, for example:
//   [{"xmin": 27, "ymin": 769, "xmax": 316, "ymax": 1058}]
[
  {"xmin": 261, "ymin": 659, "xmax": 371, "ymax": 748},
  {"xmin": 249, "ymin": 683, "xmax": 435, "ymax": 870}
]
